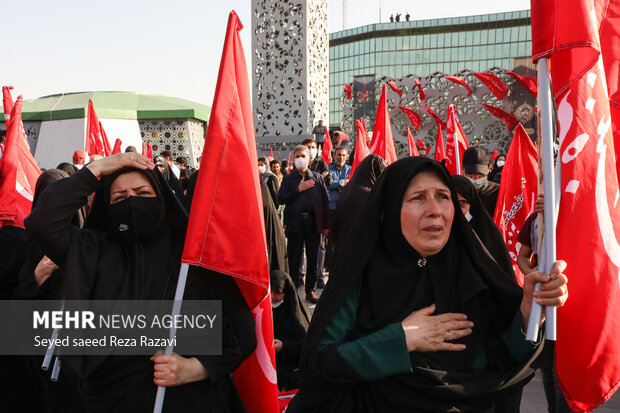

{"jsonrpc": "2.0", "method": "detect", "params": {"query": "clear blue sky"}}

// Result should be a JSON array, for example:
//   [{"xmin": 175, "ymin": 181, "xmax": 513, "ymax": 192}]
[{"xmin": 3, "ymin": 0, "xmax": 529, "ymax": 107}]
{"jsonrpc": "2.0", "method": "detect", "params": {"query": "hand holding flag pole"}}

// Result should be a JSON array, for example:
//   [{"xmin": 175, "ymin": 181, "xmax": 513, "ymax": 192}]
[{"xmin": 526, "ymin": 58, "xmax": 558, "ymax": 341}]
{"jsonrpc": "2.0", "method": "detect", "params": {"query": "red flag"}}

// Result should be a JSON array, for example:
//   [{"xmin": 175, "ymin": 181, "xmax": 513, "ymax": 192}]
[
  {"xmin": 444, "ymin": 75, "xmax": 472, "ymax": 96},
  {"xmin": 269, "ymin": 147, "xmax": 273, "ymax": 158},
  {"xmin": 416, "ymin": 139, "xmax": 427, "ymax": 151},
  {"xmin": 433, "ymin": 123, "xmax": 445, "ymax": 162},
  {"xmin": 85, "ymin": 100, "xmax": 106, "ymax": 156},
  {"xmin": 407, "ymin": 127, "xmax": 418, "ymax": 157},
  {"xmin": 369, "ymin": 85, "xmax": 398, "ymax": 164},
  {"xmin": 414, "ymin": 78, "xmax": 426, "ymax": 101},
  {"xmin": 278, "ymin": 152, "xmax": 281, "ymax": 162},
  {"xmin": 343, "ymin": 84, "xmax": 352, "ymax": 99},
  {"xmin": 180, "ymin": 12, "xmax": 278, "ymax": 413},
  {"xmin": 99, "ymin": 121, "xmax": 111, "ymax": 156},
  {"xmin": 505, "ymin": 71, "xmax": 538, "ymax": 97},
  {"xmin": 481, "ymin": 103, "xmax": 520, "ymax": 130},
  {"xmin": 0, "ymin": 96, "xmax": 41, "ymax": 229},
  {"xmin": 146, "ymin": 142, "xmax": 153, "ymax": 160},
  {"xmin": 492, "ymin": 124, "xmax": 537, "ymax": 285},
  {"xmin": 142, "ymin": 142, "xmax": 146, "ymax": 156},
  {"xmin": 322, "ymin": 127, "xmax": 333, "ymax": 164},
  {"xmin": 422, "ymin": 106, "xmax": 447, "ymax": 130},
  {"xmin": 2, "ymin": 86, "xmax": 15, "ymax": 125},
  {"xmin": 390, "ymin": 106, "xmax": 422, "ymax": 129},
  {"xmin": 492, "ymin": 149, "xmax": 499, "ymax": 160},
  {"xmin": 473, "ymin": 72, "xmax": 509, "ymax": 100},
  {"xmin": 533, "ymin": 1, "xmax": 620, "ymax": 410},
  {"xmin": 350, "ymin": 118, "xmax": 370, "ymax": 177},
  {"xmin": 334, "ymin": 131, "xmax": 350, "ymax": 146},
  {"xmin": 387, "ymin": 80, "xmax": 403, "ymax": 96},
  {"xmin": 286, "ymin": 152, "xmax": 291, "ymax": 164},
  {"xmin": 111, "ymin": 138, "xmax": 122, "ymax": 155},
  {"xmin": 445, "ymin": 105, "xmax": 469, "ymax": 175}
]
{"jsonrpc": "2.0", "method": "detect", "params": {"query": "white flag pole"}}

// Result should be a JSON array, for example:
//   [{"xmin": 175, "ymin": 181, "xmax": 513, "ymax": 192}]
[{"xmin": 153, "ymin": 262, "xmax": 190, "ymax": 413}]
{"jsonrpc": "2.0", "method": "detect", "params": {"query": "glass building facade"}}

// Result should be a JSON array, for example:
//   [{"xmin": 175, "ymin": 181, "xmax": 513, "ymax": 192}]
[{"xmin": 328, "ymin": 10, "xmax": 532, "ymax": 125}]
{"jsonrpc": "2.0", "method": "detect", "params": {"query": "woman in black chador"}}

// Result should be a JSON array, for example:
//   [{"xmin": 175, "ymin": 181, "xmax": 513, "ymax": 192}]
[
  {"xmin": 25, "ymin": 153, "xmax": 256, "ymax": 413},
  {"xmin": 287, "ymin": 157, "xmax": 568, "ymax": 413}
]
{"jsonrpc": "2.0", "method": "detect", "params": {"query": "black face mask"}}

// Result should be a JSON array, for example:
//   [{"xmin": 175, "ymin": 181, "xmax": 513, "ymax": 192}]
[{"xmin": 107, "ymin": 196, "xmax": 163, "ymax": 242}]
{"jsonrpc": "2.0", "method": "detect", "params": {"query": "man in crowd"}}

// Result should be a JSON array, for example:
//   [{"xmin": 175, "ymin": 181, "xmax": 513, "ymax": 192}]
[
  {"xmin": 125, "ymin": 146, "xmax": 137, "ymax": 153},
  {"xmin": 462, "ymin": 146, "xmax": 499, "ymax": 216},
  {"xmin": 72, "ymin": 150, "xmax": 85, "ymax": 169},
  {"xmin": 311, "ymin": 120, "xmax": 326, "ymax": 149},
  {"xmin": 324, "ymin": 147, "xmax": 351, "ymax": 277},
  {"xmin": 161, "ymin": 150, "xmax": 181, "ymax": 178},
  {"xmin": 278, "ymin": 145, "xmax": 329, "ymax": 304},
  {"xmin": 417, "ymin": 146, "xmax": 428, "ymax": 157}
]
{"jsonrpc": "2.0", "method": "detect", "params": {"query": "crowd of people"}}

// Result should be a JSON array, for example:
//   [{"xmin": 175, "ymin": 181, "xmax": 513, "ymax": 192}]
[{"xmin": 0, "ymin": 127, "xmax": 570, "ymax": 412}]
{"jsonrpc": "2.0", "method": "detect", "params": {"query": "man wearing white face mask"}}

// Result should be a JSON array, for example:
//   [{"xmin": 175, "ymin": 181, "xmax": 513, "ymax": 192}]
[
  {"xmin": 259, "ymin": 156, "xmax": 280, "ymax": 208},
  {"xmin": 462, "ymin": 147, "xmax": 499, "ymax": 217},
  {"xmin": 278, "ymin": 145, "xmax": 330, "ymax": 304}
]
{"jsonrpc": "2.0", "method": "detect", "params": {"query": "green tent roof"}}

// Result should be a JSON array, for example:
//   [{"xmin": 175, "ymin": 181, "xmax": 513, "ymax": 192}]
[{"xmin": 1, "ymin": 91, "xmax": 211, "ymax": 122}]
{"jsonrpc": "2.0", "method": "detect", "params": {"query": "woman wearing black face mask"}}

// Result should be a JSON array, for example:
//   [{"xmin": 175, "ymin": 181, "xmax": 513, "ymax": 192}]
[{"xmin": 25, "ymin": 153, "xmax": 256, "ymax": 413}]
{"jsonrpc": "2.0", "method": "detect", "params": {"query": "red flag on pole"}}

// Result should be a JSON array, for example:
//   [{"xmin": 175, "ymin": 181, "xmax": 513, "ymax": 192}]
[
  {"xmin": 407, "ymin": 127, "xmax": 418, "ymax": 157},
  {"xmin": 350, "ymin": 119, "xmax": 370, "ymax": 177},
  {"xmin": 2, "ymin": 86, "xmax": 15, "ymax": 126},
  {"xmin": 111, "ymin": 138, "xmax": 122, "ymax": 155},
  {"xmin": 492, "ymin": 124, "xmax": 538, "ymax": 285},
  {"xmin": 390, "ymin": 106, "xmax": 422, "ymax": 129},
  {"xmin": 445, "ymin": 104, "xmax": 469, "ymax": 175},
  {"xmin": 444, "ymin": 75, "xmax": 472, "ymax": 96},
  {"xmin": 387, "ymin": 80, "xmax": 403, "ymax": 96},
  {"xmin": 473, "ymin": 72, "xmax": 509, "ymax": 100},
  {"xmin": 269, "ymin": 147, "xmax": 273, "ymax": 158},
  {"xmin": 492, "ymin": 149, "xmax": 499, "ymax": 160},
  {"xmin": 180, "ymin": 11, "xmax": 278, "ymax": 413},
  {"xmin": 532, "ymin": 1, "xmax": 620, "ymax": 410},
  {"xmin": 481, "ymin": 103, "xmax": 520, "ymax": 130},
  {"xmin": 286, "ymin": 152, "xmax": 291, "ymax": 164},
  {"xmin": 85, "ymin": 100, "xmax": 106, "ymax": 156},
  {"xmin": 343, "ymin": 84, "xmax": 352, "ymax": 99},
  {"xmin": 422, "ymin": 106, "xmax": 447, "ymax": 130},
  {"xmin": 0, "ymin": 96, "xmax": 41, "ymax": 229},
  {"xmin": 278, "ymin": 152, "xmax": 281, "ymax": 162},
  {"xmin": 369, "ymin": 85, "xmax": 398, "ymax": 164},
  {"xmin": 146, "ymin": 142, "xmax": 153, "ymax": 160},
  {"xmin": 433, "ymin": 123, "xmax": 445, "ymax": 162},
  {"xmin": 99, "ymin": 121, "xmax": 111, "ymax": 156},
  {"xmin": 505, "ymin": 71, "xmax": 538, "ymax": 97},
  {"xmin": 414, "ymin": 78, "xmax": 426, "ymax": 101},
  {"xmin": 322, "ymin": 127, "xmax": 333, "ymax": 164}
]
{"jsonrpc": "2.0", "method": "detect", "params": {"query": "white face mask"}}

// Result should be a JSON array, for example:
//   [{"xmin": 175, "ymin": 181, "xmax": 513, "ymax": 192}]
[
  {"xmin": 465, "ymin": 211, "xmax": 473, "ymax": 222},
  {"xmin": 272, "ymin": 299, "xmax": 284, "ymax": 308},
  {"xmin": 468, "ymin": 176, "xmax": 487, "ymax": 190},
  {"xmin": 309, "ymin": 148, "xmax": 318, "ymax": 159},
  {"xmin": 295, "ymin": 157, "xmax": 309, "ymax": 170},
  {"xmin": 258, "ymin": 165, "xmax": 267, "ymax": 174},
  {"xmin": 496, "ymin": 160, "xmax": 505, "ymax": 168}
]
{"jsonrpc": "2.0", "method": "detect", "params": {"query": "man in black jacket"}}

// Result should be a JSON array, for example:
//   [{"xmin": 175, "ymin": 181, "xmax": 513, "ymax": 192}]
[
  {"xmin": 278, "ymin": 145, "xmax": 329, "ymax": 303},
  {"xmin": 462, "ymin": 147, "xmax": 499, "ymax": 217}
]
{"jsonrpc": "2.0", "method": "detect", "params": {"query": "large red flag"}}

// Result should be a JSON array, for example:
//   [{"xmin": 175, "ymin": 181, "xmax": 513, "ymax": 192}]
[
  {"xmin": 422, "ymin": 106, "xmax": 447, "ymax": 130},
  {"xmin": 481, "ymin": 103, "xmax": 520, "ymax": 130},
  {"xmin": 492, "ymin": 124, "xmax": 538, "ymax": 286},
  {"xmin": 180, "ymin": 11, "xmax": 278, "ymax": 413},
  {"xmin": 433, "ymin": 123, "xmax": 445, "ymax": 162},
  {"xmin": 2, "ymin": 86, "xmax": 15, "ymax": 125},
  {"xmin": 85, "ymin": 100, "xmax": 106, "ymax": 156},
  {"xmin": 407, "ymin": 127, "xmax": 418, "ymax": 157},
  {"xmin": 369, "ymin": 85, "xmax": 398, "ymax": 164},
  {"xmin": 505, "ymin": 71, "xmax": 538, "ymax": 97},
  {"xmin": 532, "ymin": 1, "xmax": 620, "ymax": 410},
  {"xmin": 473, "ymin": 72, "xmax": 509, "ymax": 100},
  {"xmin": 390, "ymin": 106, "xmax": 422, "ymax": 129},
  {"xmin": 0, "ymin": 96, "xmax": 41, "ymax": 229},
  {"xmin": 322, "ymin": 127, "xmax": 333, "ymax": 164},
  {"xmin": 445, "ymin": 104, "xmax": 469, "ymax": 175},
  {"xmin": 111, "ymin": 138, "xmax": 122, "ymax": 154},
  {"xmin": 350, "ymin": 119, "xmax": 369, "ymax": 177},
  {"xmin": 444, "ymin": 75, "xmax": 472, "ymax": 96},
  {"xmin": 414, "ymin": 78, "xmax": 426, "ymax": 101}
]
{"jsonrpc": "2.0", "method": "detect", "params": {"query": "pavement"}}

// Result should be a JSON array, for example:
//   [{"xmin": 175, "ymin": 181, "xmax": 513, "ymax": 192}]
[{"xmin": 299, "ymin": 275, "xmax": 620, "ymax": 412}]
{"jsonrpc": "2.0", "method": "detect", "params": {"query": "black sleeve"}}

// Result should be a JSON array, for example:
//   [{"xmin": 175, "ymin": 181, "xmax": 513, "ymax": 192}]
[
  {"xmin": 267, "ymin": 176, "xmax": 280, "ymax": 208},
  {"xmin": 320, "ymin": 161, "xmax": 332, "ymax": 186},
  {"xmin": 24, "ymin": 167, "xmax": 99, "ymax": 267},
  {"xmin": 279, "ymin": 322, "xmax": 307, "ymax": 363},
  {"xmin": 0, "ymin": 226, "xmax": 30, "ymax": 299}
]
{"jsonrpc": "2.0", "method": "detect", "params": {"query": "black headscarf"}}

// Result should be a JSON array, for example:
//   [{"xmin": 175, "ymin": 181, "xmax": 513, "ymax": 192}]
[
  {"xmin": 56, "ymin": 162, "xmax": 78, "ymax": 176},
  {"xmin": 289, "ymin": 157, "xmax": 538, "ymax": 413},
  {"xmin": 451, "ymin": 175, "xmax": 514, "ymax": 278},
  {"xmin": 261, "ymin": 180, "xmax": 288, "ymax": 272},
  {"xmin": 270, "ymin": 269, "xmax": 311, "ymax": 333},
  {"xmin": 331, "ymin": 154, "xmax": 387, "ymax": 257}
]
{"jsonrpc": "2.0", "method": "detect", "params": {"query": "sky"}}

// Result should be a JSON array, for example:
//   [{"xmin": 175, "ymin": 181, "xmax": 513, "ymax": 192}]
[{"xmin": 3, "ymin": 0, "xmax": 530, "ymax": 107}]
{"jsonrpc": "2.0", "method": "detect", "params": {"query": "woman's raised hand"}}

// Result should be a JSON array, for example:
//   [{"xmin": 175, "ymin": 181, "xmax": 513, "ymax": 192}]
[
  {"xmin": 401, "ymin": 304, "xmax": 474, "ymax": 352},
  {"xmin": 86, "ymin": 153, "xmax": 154, "ymax": 178}
]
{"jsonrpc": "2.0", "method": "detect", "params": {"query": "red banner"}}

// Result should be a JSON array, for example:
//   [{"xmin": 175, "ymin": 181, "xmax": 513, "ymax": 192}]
[
  {"xmin": 343, "ymin": 84, "xmax": 352, "ymax": 99},
  {"xmin": 407, "ymin": 127, "xmax": 418, "ymax": 156},
  {"xmin": 369, "ymin": 85, "xmax": 398, "ymax": 164},
  {"xmin": 433, "ymin": 123, "xmax": 445, "ymax": 162},
  {"xmin": 2, "ymin": 85, "xmax": 14, "ymax": 125},
  {"xmin": 474, "ymin": 72, "xmax": 509, "ymax": 100},
  {"xmin": 422, "ymin": 106, "xmax": 447, "ymax": 130},
  {"xmin": 322, "ymin": 127, "xmax": 333, "ymax": 164},
  {"xmin": 387, "ymin": 80, "xmax": 403, "ymax": 96},
  {"xmin": 390, "ymin": 106, "xmax": 421, "ymax": 130},
  {"xmin": 414, "ymin": 78, "xmax": 426, "ymax": 101},
  {"xmin": 85, "ymin": 100, "xmax": 105, "ymax": 156},
  {"xmin": 444, "ymin": 75, "xmax": 472, "ymax": 96},
  {"xmin": 350, "ymin": 119, "xmax": 369, "ymax": 177},
  {"xmin": 481, "ymin": 103, "xmax": 520, "ymax": 130},
  {"xmin": 445, "ymin": 104, "xmax": 469, "ymax": 175},
  {"xmin": 111, "ymin": 139, "xmax": 122, "ymax": 154},
  {"xmin": 505, "ymin": 71, "xmax": 538, "ymax": 97}
]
